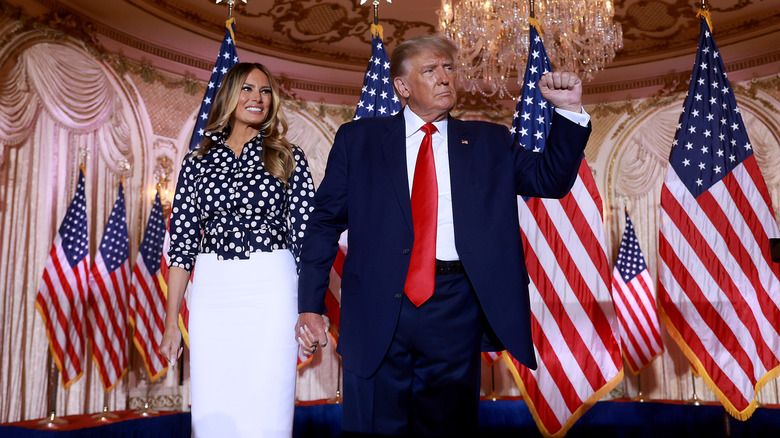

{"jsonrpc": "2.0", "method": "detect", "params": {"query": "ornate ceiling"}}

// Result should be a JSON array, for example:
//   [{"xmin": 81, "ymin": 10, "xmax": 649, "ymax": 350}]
[{"xmin": 5, "ymin": 0, "xmax": 780, "ymax": 104}]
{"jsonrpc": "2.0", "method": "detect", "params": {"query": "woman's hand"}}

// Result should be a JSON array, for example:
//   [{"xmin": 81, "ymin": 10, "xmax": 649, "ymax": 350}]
[{"xmin": 159, "ymin": 324, "xmax": 183, "ymax": 365}]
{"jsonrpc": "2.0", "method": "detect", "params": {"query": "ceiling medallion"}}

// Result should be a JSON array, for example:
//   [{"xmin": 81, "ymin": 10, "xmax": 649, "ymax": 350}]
[{"xmin": 438, "ymin": 0, "xmax": 623, "ymax": 97}]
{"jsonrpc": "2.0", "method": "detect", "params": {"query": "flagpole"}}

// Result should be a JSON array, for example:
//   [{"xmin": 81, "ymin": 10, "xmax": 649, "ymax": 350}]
[
  {"xmin": 37, "ymin": 354, "xmax": 67, "ymax": 426},
  {"xmin": 686, "ymin": 370, "xmax": 702, "ymax": 406},
  {"xmin": 631, "ymin": 373, "xmax": 647, "ymax": 402},
  {"xmin": 92, "ymin": 390, "xmax": 120, "ymax": 421}
]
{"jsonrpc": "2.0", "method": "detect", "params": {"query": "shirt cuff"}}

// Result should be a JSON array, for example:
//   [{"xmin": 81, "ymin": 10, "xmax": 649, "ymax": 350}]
[{"xmin": 555, "ymin": 107, "xmax": 590, "ymax": 127}]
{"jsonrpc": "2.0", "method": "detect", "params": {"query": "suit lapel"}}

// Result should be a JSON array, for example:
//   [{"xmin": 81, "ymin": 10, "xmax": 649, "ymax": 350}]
[
  {"xmin": 382, "ymin": 112, "xmax": 413, "ymax": 232},
  {"xmin": 447, "ymin": 117, "xmax": 475, "ymax": 226}
]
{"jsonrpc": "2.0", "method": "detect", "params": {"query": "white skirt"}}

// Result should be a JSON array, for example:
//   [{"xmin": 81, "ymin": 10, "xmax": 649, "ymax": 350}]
[{"xmin": 189, "ymin": 250, "xmax": 298, "ymax": 438}]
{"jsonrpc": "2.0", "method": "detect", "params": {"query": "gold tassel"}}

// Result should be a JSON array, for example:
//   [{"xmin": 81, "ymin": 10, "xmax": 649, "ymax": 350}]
[
  {"xmin": 226, "ymin": 17, "xmax": 237, "ymax": 44},
  {"xmin": 528, "ymin": 17, "xmax": 542, "ymax": 34},
  {"xmin": 370, "ymin": 23, "xmax": 384, "ymax": 40},
  {"xmin": 696, "ymin": 9, "xmax": 714, "ymax": 33}
]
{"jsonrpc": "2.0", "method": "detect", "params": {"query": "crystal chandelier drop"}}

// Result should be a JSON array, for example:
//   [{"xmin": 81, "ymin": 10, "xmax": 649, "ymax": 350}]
[{"xmin": 438, "ymin": 0, "xmax": 623, "ymax": 97}]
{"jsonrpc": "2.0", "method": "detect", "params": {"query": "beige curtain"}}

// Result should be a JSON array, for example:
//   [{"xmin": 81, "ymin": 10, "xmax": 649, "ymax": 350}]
[
  {"xmin": 1, "ymin": 19, "xmax": 779, "ymax": 424},
  {"xmin": 0, "ymin": 38, "xmax": 140, "ymax": 422}
]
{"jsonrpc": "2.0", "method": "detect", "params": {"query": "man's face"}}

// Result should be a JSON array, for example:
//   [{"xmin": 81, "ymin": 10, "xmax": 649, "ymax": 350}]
[{"xmin": 394, "ymin": 49, "xmax": 457, "ymax": 123}]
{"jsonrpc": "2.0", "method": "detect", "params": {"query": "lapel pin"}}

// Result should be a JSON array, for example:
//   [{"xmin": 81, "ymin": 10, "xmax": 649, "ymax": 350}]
[{"xmin": 461, "ymin": 140, "xmax": 469, "ymax": 144}]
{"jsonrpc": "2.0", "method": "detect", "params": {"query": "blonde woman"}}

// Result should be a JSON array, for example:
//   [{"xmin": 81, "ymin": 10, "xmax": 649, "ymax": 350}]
[{"xmin": 160, "ymin": 62, "xmax": 317, "ymax": 437}]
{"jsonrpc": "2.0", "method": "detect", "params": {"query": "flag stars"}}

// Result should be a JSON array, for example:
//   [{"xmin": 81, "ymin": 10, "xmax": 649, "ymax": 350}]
[
  {"xmin": 701, "ymin": 145, "xmax": 708, "ymax": 154},
  {"xmin": 535, "ymin": 131, "xmax": 544, "ymax": 140},
  {"xmin": 709, "ymin": 97, "xmax": 717, "ymax": 105},
  {"xmin": 685, "ymin": 142, "xmax": 693, "ymax": 150},
  {"xmin": 694, "ymin": 94, "xmax": 702, "ymax": 102},
  {"xmin": 692, "ymin": 109, "xmax": 699, "ymax": 117},
  {"xmin": 698, "ymin": 162, "xmax": 706, "ymax": 170},
  {"xmin": 536, "ymin": 115, "xmax": 545, "ymax": 125},
  {"xmin": 703, "ymin": 129, "xmax": 711, "ymax": 138},
  {"xmin": 744, "ymin": 142, "xmax": 752, "ymax": 151},
  {"xmin": 688, "ymin": 126, "xmax": 696, "ymax": 134},
  {"xmin": 714, "ymin": 166, "xmax": 722, "ymax": 174},
  {"xmin": 698, "ymin": 78, "xmax": 705, "ymax": 86},
  {"xmin": 731, "ymin": 123, "xmax": 739, "ymax": 131},
  {"xmin": 716, "ymin": 149, "xmax": 724, "ymax": 157},
  {"xmin": 683, "ymin": 158, "xmax": 690, "ymax": 166}
]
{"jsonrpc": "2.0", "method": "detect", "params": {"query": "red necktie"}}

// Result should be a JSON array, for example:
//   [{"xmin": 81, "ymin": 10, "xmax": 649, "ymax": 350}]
[{"xmin": 405, "ymin": 123, "xmax": 438, "ymax": 307}]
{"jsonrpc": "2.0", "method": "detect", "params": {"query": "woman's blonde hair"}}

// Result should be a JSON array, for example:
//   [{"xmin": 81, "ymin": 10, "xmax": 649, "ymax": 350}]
[{"xmin": 194, "ymin": 62, "xmax": 294, "ymax": 185}]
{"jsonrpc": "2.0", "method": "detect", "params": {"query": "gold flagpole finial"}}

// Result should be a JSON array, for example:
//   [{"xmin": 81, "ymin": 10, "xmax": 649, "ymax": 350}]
[{"xmin": 216, "ymin": 0, "xmax": 247, "ymax": 19}]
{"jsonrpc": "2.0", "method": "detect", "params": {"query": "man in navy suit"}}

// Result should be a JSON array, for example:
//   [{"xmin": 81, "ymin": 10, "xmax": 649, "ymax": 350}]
[{"xmin": 296, "ymin": 35, "xmax": 591, "ymax": 436}]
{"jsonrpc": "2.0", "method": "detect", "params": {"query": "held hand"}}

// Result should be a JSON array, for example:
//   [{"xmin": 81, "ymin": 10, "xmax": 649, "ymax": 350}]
[
  {"xmin": 159, "ymin": 324, "xmax": 183, "ymax": 366},
  {"xmin": 539, "ymin": 72, "xmax": 583, "ymax": 113},
  {"xmin": 296, "ymin": 312, "xmax": 329, "ymax": 356}
]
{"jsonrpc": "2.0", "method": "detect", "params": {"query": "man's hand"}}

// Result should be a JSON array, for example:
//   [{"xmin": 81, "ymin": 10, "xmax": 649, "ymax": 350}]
[
  {"xmin": 296, "ymin": 312, "xmax": 330, "ymax": 356},
  {"xmin": 539, "ymin": 72, "xmax": 582, "ymax": 113}
]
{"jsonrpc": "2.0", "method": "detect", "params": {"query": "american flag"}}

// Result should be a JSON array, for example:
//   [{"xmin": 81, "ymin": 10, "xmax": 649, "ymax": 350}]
[
  {"xmin": 128, "ymin": 192, "xmax": 169, "ymax": 381},
  {"xmin": 86, "ymin": 182, "xmax": 131, "ymax": 390},
  {"xmin": 508, "ymin": 24, "xmax": 623, "ymax": 437},
  {"xmin": 35, "ymin": 168, "xmax": 89, "ymax": 389},
  {"xmin": 299, "ymin": 25, "xmax": 400, "ymax": 370},
  {"xmin": 658, "ymin": 17, "xmax": 780, "ymax": 420},
  {"xmin": 188, "ymin": 18, "xmax": 239, "ymax": 150},
  {"xmin": 353, "ymin": 24, "xmax": 400, "ymax": 120},
  {"xmin": 167, "ymin": 18, "xmax": 241, "ymax": 347},
  {"xmin": 611, "ymin": 211, "xmax": 664, "ymax": 374}
]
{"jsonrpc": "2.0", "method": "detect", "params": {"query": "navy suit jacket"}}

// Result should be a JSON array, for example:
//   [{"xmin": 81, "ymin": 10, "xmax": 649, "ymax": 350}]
[{"xmin": 298, "ymin": 111, "xmax": 591, "ymax": 378}]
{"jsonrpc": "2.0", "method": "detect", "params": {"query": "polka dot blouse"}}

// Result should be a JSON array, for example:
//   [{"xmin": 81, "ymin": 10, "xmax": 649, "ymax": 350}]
[{"xmin": 168, "ymin": 130, "xmax": 315, "ymax": 272}]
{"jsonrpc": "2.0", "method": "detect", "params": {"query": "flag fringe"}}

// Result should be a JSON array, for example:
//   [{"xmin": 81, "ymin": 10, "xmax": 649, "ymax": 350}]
[
  {"xmin": 88, "ymin": 342, "xmax": 128, "ymax": 392},
  {"xmin": 503, "ymin": 353, "xmax": 625, "ymax": 438},
  {"xmin": 35, "ymin": 299, "xmax": 84, "ymax": 389},
  {"xmin": 128, "ymin": 315, "xmax": 169, "ymax": 382},
  {"xmin": 624, "ymin": 347, "xmax": 665, "ymax": 375},
  {"xmin": 657, "ymin": 303, "xmax": 779, "ymax": 421}
]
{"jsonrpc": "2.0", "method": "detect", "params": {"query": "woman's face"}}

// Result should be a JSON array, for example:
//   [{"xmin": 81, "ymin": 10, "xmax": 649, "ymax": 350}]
[{"xmin": 231, "ymin": 68, "xmax": 273, "ymax": 131}]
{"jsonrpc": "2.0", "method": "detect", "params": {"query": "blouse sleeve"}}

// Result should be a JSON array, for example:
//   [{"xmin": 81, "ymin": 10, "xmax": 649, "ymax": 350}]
[
  {"xmin": 168, "ymin": 151, "xmax": 203, "ymax": 272},
  {"xmin": 286, "ymin": 145, "xmax": 316, "ymax": 272}
]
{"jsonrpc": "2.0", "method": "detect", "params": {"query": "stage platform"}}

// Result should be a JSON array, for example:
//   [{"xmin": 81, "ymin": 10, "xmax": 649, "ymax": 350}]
[{"xmin": 1, "ymin": 399, "xmax": 779, "ymax": 437}]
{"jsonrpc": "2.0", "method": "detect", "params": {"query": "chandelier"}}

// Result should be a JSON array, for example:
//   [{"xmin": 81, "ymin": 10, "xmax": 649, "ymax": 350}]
[{"xmin": 438, "ymin": 0, "xmax": 623, "ymax": 97}]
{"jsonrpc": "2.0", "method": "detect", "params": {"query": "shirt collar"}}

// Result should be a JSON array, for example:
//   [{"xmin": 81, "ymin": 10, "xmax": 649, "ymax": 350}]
[
  {"xmin": 204, "ymin": 127, "xmax": 264, "ymax": 149},
  {"xmin": 403, "ymin": 106, "xmax": 447, "ymax": 138}
]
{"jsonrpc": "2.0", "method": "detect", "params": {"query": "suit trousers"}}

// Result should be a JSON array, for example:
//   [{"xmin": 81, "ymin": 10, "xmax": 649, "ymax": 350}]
[{"xmin": 342, "ymin": 271, "xmax": 483, "ymax": 437}]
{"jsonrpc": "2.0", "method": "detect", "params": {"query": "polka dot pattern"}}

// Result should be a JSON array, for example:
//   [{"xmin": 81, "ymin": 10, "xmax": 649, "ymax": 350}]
[{"xmin": 168, "ymin": 130, "xmax": 316, "ymax": 272}]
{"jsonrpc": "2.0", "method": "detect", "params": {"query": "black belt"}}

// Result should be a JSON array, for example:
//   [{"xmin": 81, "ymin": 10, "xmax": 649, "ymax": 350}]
[{"xmin": 435, "ymin": 259, "xmax": 465, "ymax": 276}]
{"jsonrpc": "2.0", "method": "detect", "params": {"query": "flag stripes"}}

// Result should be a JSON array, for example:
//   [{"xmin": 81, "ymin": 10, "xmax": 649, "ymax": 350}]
[
  {"xmin": 129, "ymin": 193, "xmax": 169, "ymax": 381},
  {"xmin": 504, "ymin": 23, "xmax": 623, "ymax": 437},
  {"xmin": 130, "ymin": 258, "xmax": 168, "ymax": 380},
  {"xmin": 37, "ymin": 242, "xmax": 89, "ymax": 386},
  {"xmin": 610, "ymin": 211, "xmax": 664, "ymax": 373},
  {"xmin": 35, "ymin": 169, "xmax": 89, "ymax": 388},
  {"xmin": 658, "ymin": 16, "xmax": 780, "ymax": 420},
  {"xmin": 660, "ymin": 166, "xmax": 780, "ymax": 415},
  {"xmin": 86, "ymin": 183, "xmax": 131, "ymax": 390}
]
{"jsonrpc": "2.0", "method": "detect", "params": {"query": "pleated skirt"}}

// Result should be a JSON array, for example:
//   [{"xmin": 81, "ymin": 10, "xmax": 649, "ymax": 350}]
[{"xmin": 189, "ymin": 250, "xmax": 298, "ymax": 438}]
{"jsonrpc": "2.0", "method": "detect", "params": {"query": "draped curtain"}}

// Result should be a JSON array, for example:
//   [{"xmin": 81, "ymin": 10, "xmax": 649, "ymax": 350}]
[
  {"xmin": 0, "ymin": 39, "xmax": 140, "ymax": 422},
  {"xmin": 1, "ymin": 24, "xmax": 779, "ymax": 425}
]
